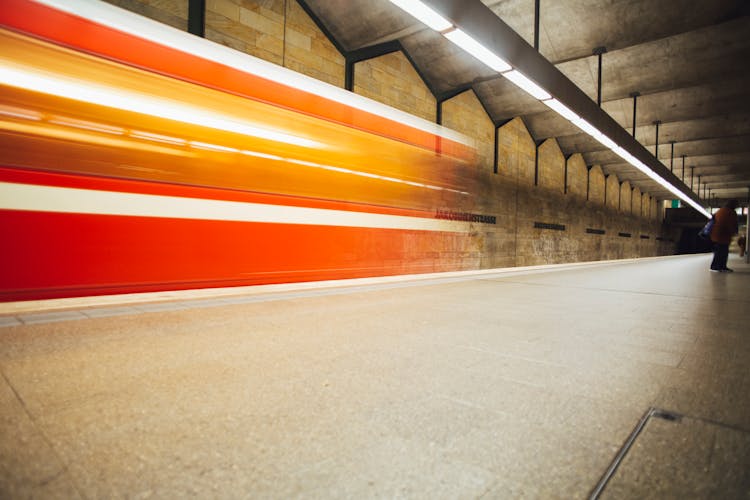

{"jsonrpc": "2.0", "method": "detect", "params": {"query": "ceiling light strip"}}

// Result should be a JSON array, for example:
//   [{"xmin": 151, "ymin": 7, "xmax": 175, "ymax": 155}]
[
  {"xmin": 389, "ymin": 0, "xmax": 709, "ymax": 218},
  {"xmin": 501, "ymin": 70, "xmax": 550, "ymax": 100},
  {"xmin": 388, "ymin": 0, "xmax": 452, "ymax": 31},
  {"xmin": 443, "ymin": 29, "xmax": 512, "ymax": 72}
]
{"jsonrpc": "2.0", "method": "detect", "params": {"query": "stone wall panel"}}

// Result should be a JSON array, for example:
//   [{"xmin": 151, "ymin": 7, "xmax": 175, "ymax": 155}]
[
  {"xmin": 589, "ymin": 166, "xmax": 605, "ymax": 206},
  {"xmin": 442, "ymin": 91, "xmax": 495, "ymax": 174},
  {"xmin": 566, "ymin": 154, "xmax": 587, "ymax": 200},
  {"xmin": 96, "ymin": 0, "xmax": 679, "ymax": 271},
  {"xmin": 620, "ymin": 181, "xmax": 632, "ymax": 213},
  {"xmin": 537, "ymin": 139, "xmax": 565, "ymax": 195},
  {"xmin": 104, "ymin": 0, "xmax": 188, "ymax": 30},
  {"xmin": 606, "ymin": 175, "xmax": 619, "ymax": 211},
  {"xmin": 354, "ymin": 52, "xmax": 435, "ymax": 122}
]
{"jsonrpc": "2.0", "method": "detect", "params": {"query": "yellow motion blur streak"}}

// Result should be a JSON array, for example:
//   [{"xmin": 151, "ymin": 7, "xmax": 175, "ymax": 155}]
[{"xmin": 0, "ymin": 28, "xmax": 476, "ymax": 211}]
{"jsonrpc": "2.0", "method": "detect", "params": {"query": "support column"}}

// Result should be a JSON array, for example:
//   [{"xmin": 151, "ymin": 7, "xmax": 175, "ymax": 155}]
[
  {"xmin": 653, "ymin": 120, "xmax": 661, "ymax": 161},
  {"xmin": 681, "ymin": 155, "xmax": 686, "ymax": 182},
  {"xmin": 534, "ymin": 0, "xmax": 540, "ymax": 51},
  {"xmin": 690, "ymin": 166, "xmax": 694, "ymax": 190},
  {"xmin": 188, "ymin": 0, "xmax": 205, "ymax": 37},
  {"xmin": 593, "ymin": 47, "xmax": 606, "ymax": 107},
  {"xmin": 630, "ymin": 92, "xmax": 640, "ymax": 138},
  {"xmin": 345, "ymin": 61, "xmax": 354, "ymax": 91},
  {"xmin": 669, "ymin": 141, "xmax": 675, "ymax": 172},
  {"xmin": 493, "ymin": 126, "xmax": 499, "ymax": 175}
]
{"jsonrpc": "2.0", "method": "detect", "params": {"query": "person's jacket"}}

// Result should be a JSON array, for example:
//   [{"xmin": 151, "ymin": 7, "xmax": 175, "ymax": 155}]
[{"xmin": 711, "ymin": 206, "xmax": 738, "ymax": 244}]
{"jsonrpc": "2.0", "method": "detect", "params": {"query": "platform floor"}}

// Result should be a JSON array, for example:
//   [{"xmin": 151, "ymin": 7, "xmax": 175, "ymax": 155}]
[{"xmin": 1, "ymin": 253, "xmax": 749, "ymax": 499}]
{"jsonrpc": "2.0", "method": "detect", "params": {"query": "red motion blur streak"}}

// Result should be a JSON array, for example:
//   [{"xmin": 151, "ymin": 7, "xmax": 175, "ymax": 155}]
[
  {"xmin": 2, "ymin": 207, "xmax": 467, "ymax": 300},
  {"xmin": 0, "ymin": 168, "xmax": 472, "ymax": 301},
  {"xmin": 0, "ymin": 0, "xmax": 469, "ymax": 158}
]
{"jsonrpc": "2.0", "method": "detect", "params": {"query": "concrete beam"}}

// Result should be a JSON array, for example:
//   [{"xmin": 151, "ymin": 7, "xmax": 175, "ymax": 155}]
[{"xmin": 425, "ymin": 0, "xmax": 701, "ymax": 207}]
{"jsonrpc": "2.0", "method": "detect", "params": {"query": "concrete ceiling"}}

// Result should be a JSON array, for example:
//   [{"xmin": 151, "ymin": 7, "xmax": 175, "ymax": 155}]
[{"xmin": 303, "ymin": 0, "xmax": 750, "ymax": 205}]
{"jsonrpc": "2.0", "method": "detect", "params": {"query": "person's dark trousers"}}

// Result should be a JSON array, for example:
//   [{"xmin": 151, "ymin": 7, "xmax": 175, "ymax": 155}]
[{"xmin": 711, "ymin": 243, "xmax": 729, "ymax": 270}]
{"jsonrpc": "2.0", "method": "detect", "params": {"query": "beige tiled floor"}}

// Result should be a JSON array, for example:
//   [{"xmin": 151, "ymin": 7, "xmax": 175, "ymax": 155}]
[{"xmin": 1, "ymin": 254, "xmax": 749, "ymax": 498}]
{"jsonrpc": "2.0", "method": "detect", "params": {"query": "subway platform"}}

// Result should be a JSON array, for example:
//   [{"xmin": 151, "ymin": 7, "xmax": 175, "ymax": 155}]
[{"xmin": 1, "ymin": 254, "xmax": 749, "ymax": 498}]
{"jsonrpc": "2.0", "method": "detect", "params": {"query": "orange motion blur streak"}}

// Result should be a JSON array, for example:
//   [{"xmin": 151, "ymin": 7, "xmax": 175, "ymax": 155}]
[{"xmin": 0, "ymin": 28, "xmax": 473, "ymax": 211}]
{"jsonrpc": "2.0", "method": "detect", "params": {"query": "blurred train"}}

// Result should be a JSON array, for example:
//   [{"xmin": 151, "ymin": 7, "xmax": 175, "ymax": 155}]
[{"xmin": 0, "ymin": 0, "xmax": 484, "ymax": 301}]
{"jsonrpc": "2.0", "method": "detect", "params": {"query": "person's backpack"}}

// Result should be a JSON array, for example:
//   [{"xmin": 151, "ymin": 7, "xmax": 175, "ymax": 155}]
[{"xmin": 698, "ymin": 217, "xmax": 714, "ymax": 239}]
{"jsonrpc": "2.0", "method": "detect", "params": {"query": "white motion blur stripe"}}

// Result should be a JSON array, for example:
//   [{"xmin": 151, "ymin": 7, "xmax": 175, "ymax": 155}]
[
  {"xmin": 0, "ymin": 66, "xmax": 322, "ymax": 149},
  {"xmin": 32, "ymin": 0, "xmax": 472, "ymax": 148},
  {"xmin": 0, "ymin": 182, "xmax": 471, "ymax": 233}
]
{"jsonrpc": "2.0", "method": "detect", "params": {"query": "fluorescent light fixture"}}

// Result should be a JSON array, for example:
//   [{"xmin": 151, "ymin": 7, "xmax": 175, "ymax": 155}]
[
  {"xmin": 571, "ymin": 117, "xmax": 600, "ymax": 138},
  {"xmin": 541, "ymin": 96, "xmax": 707, "ymax": 216},
  {"xmin": 443, "ymin": 29, "xmax": 512, "ymax": 73},
  {"xmin": 632, "ymin": 159, "xmax": 651, "ymax": 173},
  {"xmin": 502, "ymin": 70, "xmax": 550, "ymax": 100},
  {"xmin": 610, "ymin": 145, "xmax": 710, "ymax": 217},
  {"xmin": 567, "ymin": 115, "xmax": 618, "ymax": 152},
  {"xmin": 389, "ymin": 0, "xmax": 453, "ymax": 31},
  {"xmin": 613, "ymin": 146, "xmax": 638, "ymax": 165},
  {"xmin": 542, "ymin": 98, "xmax": 579, "ymax": 122},
  {"xmin": 594, "ymin": 133, "xmax": 617, "ymax": 150},
  {"xmin": 678, "ymin": 195, "xmax": 709, "ymax": 217}
]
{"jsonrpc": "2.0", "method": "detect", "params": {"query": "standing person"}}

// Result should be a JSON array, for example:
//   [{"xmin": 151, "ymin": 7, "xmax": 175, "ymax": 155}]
[{"xmin": 710, "ymin": 199, "xmax": 739, "ymax": 272}]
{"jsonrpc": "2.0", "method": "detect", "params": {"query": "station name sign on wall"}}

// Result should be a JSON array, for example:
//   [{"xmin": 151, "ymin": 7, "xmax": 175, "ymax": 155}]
[{"xmin": 435, "ymin": 210, "xmax": 496, "ymax": 225}]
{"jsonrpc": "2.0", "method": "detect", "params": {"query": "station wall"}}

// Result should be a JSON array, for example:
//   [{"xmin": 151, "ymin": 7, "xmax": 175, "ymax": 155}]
[
  {"xmin": 106, "ymin": 0, "xmax": 187, "ymax": 30},
  {"xmin": 104, "ymin": 0, "xmax": 679, "ymax": 268}
]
